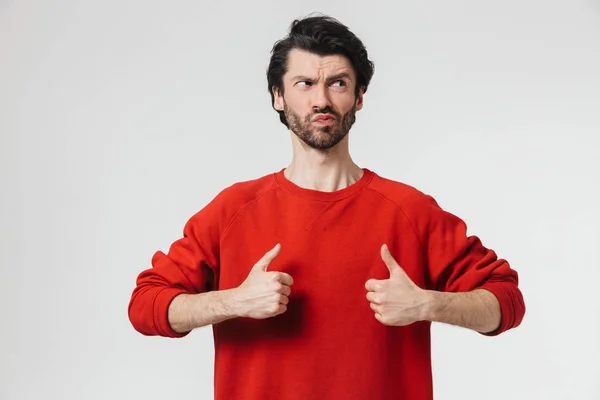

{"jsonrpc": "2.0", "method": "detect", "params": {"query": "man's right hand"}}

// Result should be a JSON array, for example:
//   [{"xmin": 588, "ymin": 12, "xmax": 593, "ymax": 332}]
[{"xmin": 232, "ymin": 243, "xmax": 294, "ymax": 319}]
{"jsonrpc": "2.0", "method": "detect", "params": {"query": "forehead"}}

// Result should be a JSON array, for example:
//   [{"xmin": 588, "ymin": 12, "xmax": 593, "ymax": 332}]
[{"xmin": 285, "ymin": 48, "xmax": 355, "ymax": 79}]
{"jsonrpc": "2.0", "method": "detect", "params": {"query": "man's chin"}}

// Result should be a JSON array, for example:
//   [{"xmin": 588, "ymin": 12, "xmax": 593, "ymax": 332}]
[
  {"xmin": 299, "ymin": 137, "xmax": 333, "ymax": 150},
  {"xmin": 307, "ymin": 137, "xmax": 344, "ymax": 151}
]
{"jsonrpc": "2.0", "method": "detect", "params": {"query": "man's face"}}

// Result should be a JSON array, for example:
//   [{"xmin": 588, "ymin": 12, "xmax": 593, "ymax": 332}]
[{"xmin": 273, "ymin": 49, "xmax": 364, "ymax": 150}]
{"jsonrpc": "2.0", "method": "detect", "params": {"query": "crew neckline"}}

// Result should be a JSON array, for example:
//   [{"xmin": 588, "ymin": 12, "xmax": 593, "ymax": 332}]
[{"xmin": 273, "ymin": 167, "xmax": 375, "ymax": 201}]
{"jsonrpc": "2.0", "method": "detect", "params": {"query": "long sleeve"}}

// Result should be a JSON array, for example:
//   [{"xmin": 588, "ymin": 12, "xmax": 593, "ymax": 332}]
[
  {"xmin": 127, "ymin": 197, "xmax": 223, "ymax": 338},
  {"xmin": 419, "ymin": 195, "xmax": 526, "ymax": 336}
]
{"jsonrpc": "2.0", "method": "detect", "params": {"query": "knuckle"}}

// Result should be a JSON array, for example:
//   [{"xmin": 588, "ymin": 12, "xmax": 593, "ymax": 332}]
[
  {"xmin": 277, "ymin": 272, "xmax": 290, "ymax": 283},
  {"xmin": 283, "ymin": 274, "xmax": 292, "ymax": 285},
  {"xmin": 270, "ymin": 272, "xmax": 280, "ymax": 281}
]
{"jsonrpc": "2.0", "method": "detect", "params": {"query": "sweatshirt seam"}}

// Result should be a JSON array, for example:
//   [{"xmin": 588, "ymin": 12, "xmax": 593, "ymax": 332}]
[
  {"xmin": 151, "ymin": 287, "xmax": 165, "ymax": 336},
  {"xmin": 154, "ymin": 286, "xmax": 187, "ymax": 337},
  {"xmin": 365, "ymin": 186, "xmax": 424, "ymax": 248},
  {"xmin": 220, "ymin": 182, "xmax": 280, "ymax": 243}
]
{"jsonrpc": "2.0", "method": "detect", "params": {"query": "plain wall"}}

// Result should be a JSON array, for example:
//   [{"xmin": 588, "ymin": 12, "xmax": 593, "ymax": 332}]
[{"xmin": 1, "ymin": 0, "xmax": 599, "ymax": 399}]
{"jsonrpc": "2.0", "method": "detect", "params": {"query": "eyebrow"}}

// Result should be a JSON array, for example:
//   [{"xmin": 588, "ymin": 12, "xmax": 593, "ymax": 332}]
[{"xmin": 290, "ymin": 72, "xmax": 353, "ymax": 82}]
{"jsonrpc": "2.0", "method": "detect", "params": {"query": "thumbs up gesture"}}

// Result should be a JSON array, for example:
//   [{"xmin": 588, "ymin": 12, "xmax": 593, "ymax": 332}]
[
  {"xmin": 365, "ymin": 244, "xmax": 429, "ymax": 326},
  {"xmin": 233, "ymin": 243, "xmax": 294, "ymax": 319}
]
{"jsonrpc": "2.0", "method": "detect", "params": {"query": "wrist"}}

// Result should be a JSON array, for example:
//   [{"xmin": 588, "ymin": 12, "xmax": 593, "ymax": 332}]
[
  {"xmin": 218, "ymin": 288, "xmax": 246, "ymax": 319},
  {"xmin": 421, "ymin": 290, "xmax": 442, "ymax": 322}
]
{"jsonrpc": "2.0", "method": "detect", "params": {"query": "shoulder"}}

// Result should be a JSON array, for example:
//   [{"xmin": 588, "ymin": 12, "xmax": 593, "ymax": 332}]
[
  {"xmin": 366, "ymin": 170, "xmax": 463, "ymax": 242},
  {"xmin": 218, "ymin": 171, "xmax": 277, "ymax": 203},
  {"xmin": 205, "ymin": 171, "xmax": 278, "ymax": 213},
  {"xmin": 187, "ymin": 171, "xmax": 278, "ymax": 227},
  {"xmin": 368, "ymin": 169, "xmax": 471, "ymax": 235},
  {"xmin": 366, "ymin": 170, "xmax": 438, "ymax": 213}
]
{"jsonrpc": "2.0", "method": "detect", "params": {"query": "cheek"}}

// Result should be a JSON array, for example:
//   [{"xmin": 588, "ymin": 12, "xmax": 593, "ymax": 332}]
[
  {"xmin": 334, "ymin": 95, "xmax": 357, "ymax": 113},
  {"xmin": 289, "ymin": 106, "xmax": 312, "ymax": 121},
  {"xmin": 283, "ymin": 97, "xmax": 307, "ymax": 114}
]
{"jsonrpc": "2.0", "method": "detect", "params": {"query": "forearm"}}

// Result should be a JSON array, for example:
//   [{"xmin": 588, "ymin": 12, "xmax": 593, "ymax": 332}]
[
  {"xmin": 167, "ymin": 289, "xmax": 242, "ymax": 334},
  {"xmin": 424, "ymin": 288, "xmax": 501, "ymax": 334}
]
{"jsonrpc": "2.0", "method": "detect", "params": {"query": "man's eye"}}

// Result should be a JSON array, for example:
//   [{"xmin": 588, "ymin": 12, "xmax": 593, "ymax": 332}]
[{"xmin": 297, "ymin": 80, "xmax": 345, "ymax": 87}]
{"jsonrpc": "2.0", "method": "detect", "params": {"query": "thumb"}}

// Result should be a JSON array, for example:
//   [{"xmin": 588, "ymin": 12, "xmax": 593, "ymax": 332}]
[
  {"xmin": 381, "ymin": 244, "xmax": 402, "ymax": 276},
  {"xmin": 252, "ymin": 243, "xmax": 281, "ymax": 272}
]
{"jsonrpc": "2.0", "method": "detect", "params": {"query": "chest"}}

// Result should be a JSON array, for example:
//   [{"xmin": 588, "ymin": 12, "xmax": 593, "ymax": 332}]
[{"xmin": 217, "ymin": 200, "xmax": 425, "ymax": 293}]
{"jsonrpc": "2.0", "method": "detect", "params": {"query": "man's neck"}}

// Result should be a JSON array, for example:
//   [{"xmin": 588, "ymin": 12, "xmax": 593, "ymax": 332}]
[
  {"xmin": 283, "ymin": 161, "xmax": 364, "ymax": 193},
  {"xmin": 283, "ymin": 129, "xmax": 364, "ymax": 192}
]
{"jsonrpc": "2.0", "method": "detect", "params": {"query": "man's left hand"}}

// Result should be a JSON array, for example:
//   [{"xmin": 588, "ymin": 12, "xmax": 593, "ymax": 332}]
[{"xmin": 365, "ymin": 244, "xmax": 431, "ymax": 326}]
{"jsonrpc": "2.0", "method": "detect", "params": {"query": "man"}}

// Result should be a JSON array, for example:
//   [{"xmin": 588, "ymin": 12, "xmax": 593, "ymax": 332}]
[{"xmin": 128, "ymin": 14, "xmax": 525, "ymax": 400}]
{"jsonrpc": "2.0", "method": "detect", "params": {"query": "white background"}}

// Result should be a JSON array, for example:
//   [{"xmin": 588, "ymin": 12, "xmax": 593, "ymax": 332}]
[{"xmin": 1, "ymin": 1, "xmax": 599, "ymax": 399}]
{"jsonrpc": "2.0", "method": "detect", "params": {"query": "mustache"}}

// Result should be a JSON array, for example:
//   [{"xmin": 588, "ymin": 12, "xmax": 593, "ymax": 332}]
[{"xmin": 311, "ymin": 108, "xmax": 339, "ymax": 118}]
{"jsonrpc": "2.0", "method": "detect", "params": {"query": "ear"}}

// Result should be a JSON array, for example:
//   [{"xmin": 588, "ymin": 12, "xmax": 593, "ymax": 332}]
[
  {"xmin": 354, "ymin": 86, "xmax": 365, "ymax": 111},
  {"xmin": 272, "ymin": 86, "xmax": 284, "ymax": 111}
]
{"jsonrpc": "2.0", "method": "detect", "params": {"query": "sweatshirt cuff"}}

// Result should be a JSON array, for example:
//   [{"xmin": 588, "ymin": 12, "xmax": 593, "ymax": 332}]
[
  {"xmin": 153, "ymin": 287, "xmax": 192, "ymax": 338},
  {"xmin": 476, "ymin": 282, "xmax": 520, "ymax": 336}
]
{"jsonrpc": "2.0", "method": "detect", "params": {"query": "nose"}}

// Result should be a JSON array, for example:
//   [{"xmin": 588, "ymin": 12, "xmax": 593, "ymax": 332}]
[{"xmin": 311, "ymin": 82, "xmax": 332, "ymax": 110}]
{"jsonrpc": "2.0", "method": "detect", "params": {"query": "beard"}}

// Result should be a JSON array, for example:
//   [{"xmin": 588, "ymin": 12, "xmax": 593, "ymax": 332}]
[{"xmin": 283, "ymin": 102, "xmax": 357, "ymax": 150}]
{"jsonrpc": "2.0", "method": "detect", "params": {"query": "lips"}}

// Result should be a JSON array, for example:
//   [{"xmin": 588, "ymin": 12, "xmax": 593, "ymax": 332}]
[{"xmin": 313, "ymin": 114, "xmax": 335, "ymax": 122}]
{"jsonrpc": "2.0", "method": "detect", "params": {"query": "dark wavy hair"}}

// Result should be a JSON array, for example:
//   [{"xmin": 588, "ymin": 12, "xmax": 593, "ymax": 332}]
[{"xmin": 266, "ymin": 14, "xmax": 375, "ymax": 128}]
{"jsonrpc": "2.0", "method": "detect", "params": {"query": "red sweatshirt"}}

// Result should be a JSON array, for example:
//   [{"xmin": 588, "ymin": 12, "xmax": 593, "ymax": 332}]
[{"xmin": 128, "ymin": 168, "xmax": 525, "ymax": 400}]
